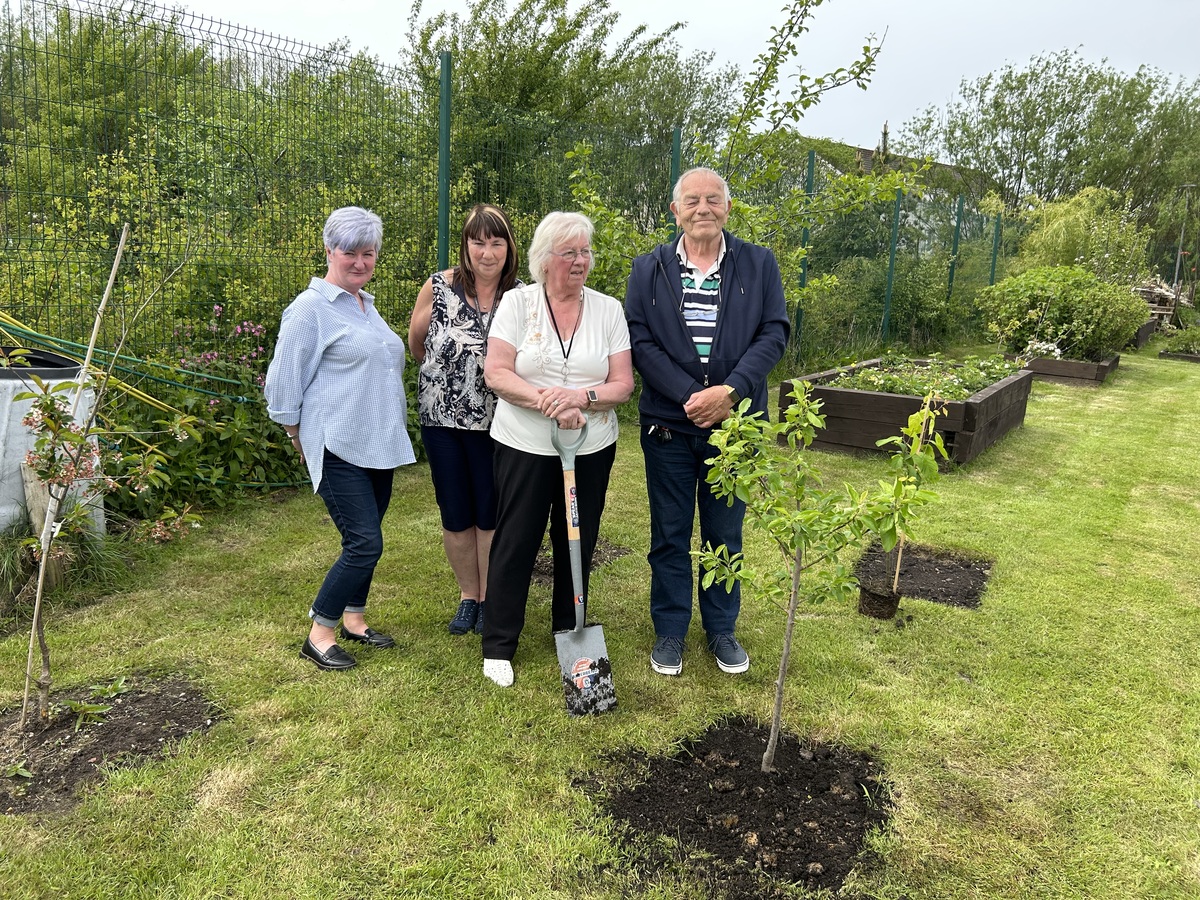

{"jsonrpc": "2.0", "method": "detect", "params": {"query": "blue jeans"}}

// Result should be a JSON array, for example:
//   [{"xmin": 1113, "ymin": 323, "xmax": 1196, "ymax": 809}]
[
  {"xmin": 641, "ymin": 426, "xmax": 745, "ymax": 638},
  {"xmin": 310, "ymin": 450, "xmax": 394, "ymax": 628}
]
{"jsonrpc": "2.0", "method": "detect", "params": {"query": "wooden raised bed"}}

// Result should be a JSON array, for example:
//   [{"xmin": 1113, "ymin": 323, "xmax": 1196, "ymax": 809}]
[
  {"xmin": 1020, "ymin": 355, "xmax": 1119, "ymax": 386},
  {"xmin": 779, "ymin": 359, "xmax": 1034, "ymax": 466},
  {"xmin": 1129, "ymin": 319, "xmax": 1157, "ymax": 349},
  {"xmin": 1159, "ymin": 350, "xmax": 1200, "ymax": 364}
]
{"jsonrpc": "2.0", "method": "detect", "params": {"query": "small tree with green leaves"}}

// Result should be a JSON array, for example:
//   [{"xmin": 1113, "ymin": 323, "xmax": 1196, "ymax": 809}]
[{"xmin": 696, "ymin": 386, "xmax": 943, "ymax": 772}]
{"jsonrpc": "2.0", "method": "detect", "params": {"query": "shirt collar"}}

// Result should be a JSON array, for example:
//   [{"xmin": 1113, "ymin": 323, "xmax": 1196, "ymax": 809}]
[
  {"xmin": 675, "ymin": 233, "xmax": 726, "ymax": 274},
  {"xmin": 309, "ymin": 276, "xmax": 374, "ymax": 305}
]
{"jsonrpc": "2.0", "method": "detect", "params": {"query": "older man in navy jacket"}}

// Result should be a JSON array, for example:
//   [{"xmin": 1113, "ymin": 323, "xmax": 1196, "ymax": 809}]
[{"xmin": 625, "ymin": 167, "xmax": 789, "ymax": 677}]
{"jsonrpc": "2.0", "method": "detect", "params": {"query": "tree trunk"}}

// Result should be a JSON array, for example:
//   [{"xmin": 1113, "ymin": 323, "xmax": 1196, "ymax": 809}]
[{"xmin": 763, "ymin": 544, "xmax": 803, "ymax": 773}]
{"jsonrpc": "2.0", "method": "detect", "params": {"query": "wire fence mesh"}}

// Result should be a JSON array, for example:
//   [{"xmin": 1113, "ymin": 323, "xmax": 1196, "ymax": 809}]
[
  {"xmin": 2, "ymin": 0, "xmax": 1010, "ymax": 378},
  {"xmin": 2, "ymin": 0, "xmax": 436, "ymax": 371}
]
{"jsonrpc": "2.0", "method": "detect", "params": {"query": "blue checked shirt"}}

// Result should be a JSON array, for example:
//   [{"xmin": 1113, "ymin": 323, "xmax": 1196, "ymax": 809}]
[{"xmin": 265, "ymin": 277, "xmax": 415, "ymax": 491}]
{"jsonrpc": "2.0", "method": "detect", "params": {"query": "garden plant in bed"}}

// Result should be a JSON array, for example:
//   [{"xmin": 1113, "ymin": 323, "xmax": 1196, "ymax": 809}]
[
  {"xmin": 978, "ymin": 264, "xmax": 1148, "ymax": 385},
  {"xmin": 1158, "ymin": 325, "xmax": 1200, "ymax": 363},
  {"xmin": 779, "ymin": 354, "xmax": 1033, "ymax": 466}
]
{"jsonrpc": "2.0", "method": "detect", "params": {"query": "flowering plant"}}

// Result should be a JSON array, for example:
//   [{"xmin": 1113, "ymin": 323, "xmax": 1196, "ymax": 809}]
[{"xmin": 1019, "ymin": 339, "xmax": 1063, "ymax": 361}]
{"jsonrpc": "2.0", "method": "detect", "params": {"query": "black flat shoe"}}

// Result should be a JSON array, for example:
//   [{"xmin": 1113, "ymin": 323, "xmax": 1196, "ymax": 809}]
[
  {"xmin": 339, "ymin": 625, "xmax": 396, "ymax": 649},
  {"xmin": 300, "ymin": 637, "xmax": 357, "ymax": 670}
]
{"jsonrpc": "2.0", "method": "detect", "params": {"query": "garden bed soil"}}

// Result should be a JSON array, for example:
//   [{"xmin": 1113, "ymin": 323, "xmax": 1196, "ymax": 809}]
[
  {"xmin": 602, "ymin": 716, "xmax": 888, "ymax": 898},
  {"xmin": 780, "ymin": 359, "xmax": 1033, "ymax": 466},
  {"xmin": 1019, "ymin": 354, "xmax": 1120, "ymax": 385},
  {"xmin": 855, "ymin": 543, "xmax": 991, "ymax": 609},
  {"xmin": 0, "ymin": 675, "xmax": 218, "ymax": 815},
  {"xmin": 1158, "ymin": 350, "xmax": 1200, "ymax": 364}
]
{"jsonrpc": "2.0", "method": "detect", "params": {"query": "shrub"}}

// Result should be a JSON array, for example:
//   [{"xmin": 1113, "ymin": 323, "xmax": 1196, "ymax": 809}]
[
  {"xmin": 1163, "ymin": 327, "xmax": 1200, "ymax": 355},
  {"xmin": 1014, "ymin": 188, "xmax": 1151, "ymax": 285},
  {"xmin": 978, "ymin": 265, "xmax": 1147, "ymax": 361}
]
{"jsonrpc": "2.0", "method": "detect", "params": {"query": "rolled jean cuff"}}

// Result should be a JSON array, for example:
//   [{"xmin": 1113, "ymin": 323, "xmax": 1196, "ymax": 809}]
[
  {"xmin": 308, "ymin": 608, "xmax": 340, "ymax": 629},
  {"xmin": 309, "ymin": 604, "xmax": 367, "ymax": 628}
]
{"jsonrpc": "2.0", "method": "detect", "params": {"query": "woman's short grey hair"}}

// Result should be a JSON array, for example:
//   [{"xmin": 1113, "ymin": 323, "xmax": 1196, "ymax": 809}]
[
  {"xmin": 323, "ymin": 206, "xmax": 383, "ymax": 253},
  {"xmin": 527, "ymin": 211, "xmax": 595, "ymax": 283},
  {"xmin": 672, "ymin": 167, "xmax": 731, "ymax": 205}
]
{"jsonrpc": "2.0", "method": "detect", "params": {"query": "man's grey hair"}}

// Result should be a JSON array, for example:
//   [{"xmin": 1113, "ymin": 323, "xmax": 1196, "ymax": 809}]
[
  {"xmin": 672, "ymin": 167, "xmax": 731, "ymax": 205},
  {"xmin": 323, "ymin": 206, "xmax": 383, "ymax": 253},
  {"xmin": 527, "ymin": 211, "xmax": 595, "ymax": 284}
]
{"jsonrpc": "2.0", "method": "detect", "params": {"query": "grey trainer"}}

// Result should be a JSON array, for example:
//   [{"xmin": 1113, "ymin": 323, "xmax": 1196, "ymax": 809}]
[
  {"xmin": 707, "ymin": 633, "xmax": 749, "ymax": 674},
  {"xmin": 650, "ymin": 635, "xmax": 685, "ymax": 676}
]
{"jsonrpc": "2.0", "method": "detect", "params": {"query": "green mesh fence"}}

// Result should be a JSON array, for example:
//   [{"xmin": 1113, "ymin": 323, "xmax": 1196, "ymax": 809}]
[
  {"xmin": 1, "ymin": 0, "xmax": 1009, "ymax": 378},
  {"xmin": 1, "ymin": 0, "xmax": 436, "ymax": 371}
]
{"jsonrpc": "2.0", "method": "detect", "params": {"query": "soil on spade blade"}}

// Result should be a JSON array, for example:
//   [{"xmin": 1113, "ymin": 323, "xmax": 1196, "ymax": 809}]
[
  {"xmin": 0, "ymin": 675, "xmax": 218, "ymax": 816},
  {"xmin": 855, "ymin": 543, "xmax": 991, "ymax": 609},
  {"xmin": 601, "ymin": 717, "xmax": 889, "ymax": 898}
]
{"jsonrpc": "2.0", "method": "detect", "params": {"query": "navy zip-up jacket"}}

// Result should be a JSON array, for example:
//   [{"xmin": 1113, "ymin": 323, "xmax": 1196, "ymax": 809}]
[{"xmin": 625, "ymin": 230, "xmax": 790, "ymax": 436}]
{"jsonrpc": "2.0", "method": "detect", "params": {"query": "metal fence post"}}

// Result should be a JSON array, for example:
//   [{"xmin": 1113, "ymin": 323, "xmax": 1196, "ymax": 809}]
[
  {"xmin": 947, "ymin": 193, "xmax": 964, "ymax": 300},
  {"xmin": 437, "ymin": 50, "xmax": 451, "ymax": 271},
  {"xmin": 882, "ymin": 188, "xmax": 902, "ymax": 341},
  {"xmin": 793, "ymin": 148, "xmax": 815, "ymax": 351},
  {"xmin": 989, "ymin": 213, "xmax": 1002, "ymax": 286},
  {"xmin": 668, "ymin": 126, "xmax": 681, "ymax": 239}
]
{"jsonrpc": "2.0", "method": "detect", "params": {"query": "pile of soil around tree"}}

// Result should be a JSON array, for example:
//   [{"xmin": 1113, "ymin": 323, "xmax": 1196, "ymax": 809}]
[
  {"xmin": 601, "ymin": 717, "xmax": 889, "ymax": 898},
  {"xmin": 0, "ymin": 675, "xmax": 218, "ymax": 815},
  {"xmin": 855, "ymin": 543, "xmax": 991, "ymax": 609},
  {"xmin": 532, "ymin": 535, "xmax": 630, "ymax": 584}
]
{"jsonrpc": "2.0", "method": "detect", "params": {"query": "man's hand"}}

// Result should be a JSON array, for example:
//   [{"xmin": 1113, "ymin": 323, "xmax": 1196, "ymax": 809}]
[{"xmin": 683, "ymin": 385, "xmax": 735, "ymax": 429}]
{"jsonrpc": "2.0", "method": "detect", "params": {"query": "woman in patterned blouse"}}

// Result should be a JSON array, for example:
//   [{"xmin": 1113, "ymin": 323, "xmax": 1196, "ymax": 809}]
[{"xmin": 408, "ymin": 204, "xmax": 520, "ymax": 637}]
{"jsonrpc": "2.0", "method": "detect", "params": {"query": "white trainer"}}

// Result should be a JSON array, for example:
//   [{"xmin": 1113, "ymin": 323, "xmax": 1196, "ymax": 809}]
[{"xmin": 483, "ymin": 658, "xmax": 514, "ymax": 687}]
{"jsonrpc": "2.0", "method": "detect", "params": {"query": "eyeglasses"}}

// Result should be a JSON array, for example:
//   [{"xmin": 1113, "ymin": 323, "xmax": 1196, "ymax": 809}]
[{"xmin": 550, "ymin": 248, "xmax": 593, "ymax": 262}]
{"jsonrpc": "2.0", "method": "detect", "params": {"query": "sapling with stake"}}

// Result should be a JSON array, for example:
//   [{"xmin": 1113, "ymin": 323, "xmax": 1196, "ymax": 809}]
[{"xmin": 697, "ymin": 384, "xmax": 944, "ymax": 772}]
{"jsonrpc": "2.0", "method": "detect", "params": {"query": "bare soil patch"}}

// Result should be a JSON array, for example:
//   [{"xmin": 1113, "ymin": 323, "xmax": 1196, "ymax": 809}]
[
  {"xmin": 0, "ymin": 674, "xmax": 218, "ymax": 815},
  {"xmin": 532, "ymin": 535, "xmax": 630, "ymax": 584},
  {"xmin": 856, "ymin": 543, "xmax": 991, "ymax": 609},
  {"xmin": 600, "ymin": 716, "xmax": 889, "ymax": 898}
]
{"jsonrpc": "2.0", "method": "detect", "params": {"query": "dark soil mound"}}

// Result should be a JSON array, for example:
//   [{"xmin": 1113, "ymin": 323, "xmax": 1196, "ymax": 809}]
[
  {"xmin": 603, "ymin": 717, "xmax": 889, "ymax": 897},
  {"xmin": 532, "ymin": 535, "xmax": 630, "ymax": 584},
  {"xmin": 856, "ymin": 543, "xmax": 991, "ymax": 609},
  {"xmin": 1, "ymin": 674, "xmax": 218, "ymax": 815}
]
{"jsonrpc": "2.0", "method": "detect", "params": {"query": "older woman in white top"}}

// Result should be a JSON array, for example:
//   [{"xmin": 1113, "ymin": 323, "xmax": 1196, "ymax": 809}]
[
  {"xmin": 265, "ymin": 206, "xmax": 415, "ymax": 671},
  {"xmin": 480, "ymin": 211, "xmax": 634, "ymax": 687}
]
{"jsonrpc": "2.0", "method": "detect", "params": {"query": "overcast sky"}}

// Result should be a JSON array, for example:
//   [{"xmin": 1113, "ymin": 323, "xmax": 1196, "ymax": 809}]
[{"xmin": 165, "ymin": 0, "xmax": 1200, "ymax": 149}]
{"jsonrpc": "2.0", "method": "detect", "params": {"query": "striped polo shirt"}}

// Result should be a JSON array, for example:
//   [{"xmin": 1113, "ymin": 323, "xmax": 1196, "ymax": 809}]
[{"xmin": 676, "ymin": 236, "xmax": 726, "ymax": 364}]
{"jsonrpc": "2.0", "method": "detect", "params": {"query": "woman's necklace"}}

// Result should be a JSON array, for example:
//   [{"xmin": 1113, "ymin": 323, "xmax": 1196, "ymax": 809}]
[
  {"xmin": 465, "ymin": 281, "xmax": 501, "ymax": 342},
  {"xmin": 545, "ymin": 287, "xmax": 584, "ymax": 380}
]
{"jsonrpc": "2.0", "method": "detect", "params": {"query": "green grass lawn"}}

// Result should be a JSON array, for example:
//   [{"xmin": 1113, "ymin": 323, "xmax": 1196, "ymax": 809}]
[{"xmin": 2, "ymin": 346, "xmax": 1199, "ymax": 899}]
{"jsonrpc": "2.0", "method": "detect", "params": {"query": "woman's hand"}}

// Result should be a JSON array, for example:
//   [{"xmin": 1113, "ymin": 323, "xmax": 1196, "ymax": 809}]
[
  {"xmin": 554, "ymin": 406, "xmax": 587, "ymax": 429},
  {"xmin": 536, "ymin": 387, "xmax": 586, "ymax": 417},
  {"xmin": 287, "ymin": 431, "xmax": 306, "ymax": 465}
]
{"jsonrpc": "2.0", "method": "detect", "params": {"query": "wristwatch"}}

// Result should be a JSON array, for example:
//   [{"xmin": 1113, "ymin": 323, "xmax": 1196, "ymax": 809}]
[
  {"xmin": 586, "ymin": 389, "xmax": 598, "ymax": 409},
  {"xmin": 724, "ymin": 384, "xmax": 740, "ymax": 404}
]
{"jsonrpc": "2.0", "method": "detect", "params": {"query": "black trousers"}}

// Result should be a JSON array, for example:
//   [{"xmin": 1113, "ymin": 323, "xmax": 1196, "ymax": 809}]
[{"xmin": 482, "ymin": 440, "xmax": 617, "ymax": 661}]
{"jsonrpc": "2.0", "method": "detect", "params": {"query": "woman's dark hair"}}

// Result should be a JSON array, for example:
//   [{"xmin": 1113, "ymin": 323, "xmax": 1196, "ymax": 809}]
[{"xmin": 454, "ymin": 204, "xmax": 519, "ymax": 300}]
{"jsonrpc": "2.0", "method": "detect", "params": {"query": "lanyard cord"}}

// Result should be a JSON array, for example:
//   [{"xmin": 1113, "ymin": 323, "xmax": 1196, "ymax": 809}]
[{"xmin": 545, "ymin": 286, "xmax": 583, "ymax": 377}]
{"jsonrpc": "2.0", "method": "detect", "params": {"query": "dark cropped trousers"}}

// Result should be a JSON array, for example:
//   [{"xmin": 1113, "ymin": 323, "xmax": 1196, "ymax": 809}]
[{"xmin": 481, "ymin": 440, "xmax": 616, "ymax": 661}]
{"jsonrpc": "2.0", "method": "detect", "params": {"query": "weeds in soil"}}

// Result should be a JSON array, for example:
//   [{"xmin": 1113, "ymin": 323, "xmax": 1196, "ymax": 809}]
[
  {"xmin": 0, "ymin": 348, "xmax": 1197, "ymax": 899},
  {"xmin": 60, "ymin": 698, "xmax": 111, "ymax": 732}
]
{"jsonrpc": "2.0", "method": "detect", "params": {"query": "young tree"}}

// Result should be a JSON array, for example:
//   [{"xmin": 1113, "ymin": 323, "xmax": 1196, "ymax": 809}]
[{"xmin": 697, "ymin": 389, "xmax": 942, "ymax": 772}]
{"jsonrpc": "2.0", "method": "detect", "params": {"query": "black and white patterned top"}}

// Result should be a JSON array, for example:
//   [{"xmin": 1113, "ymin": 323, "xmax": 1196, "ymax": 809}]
[{"xmin": 417, "ymin": 271, "xmax": 516, "ymax": 430}]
